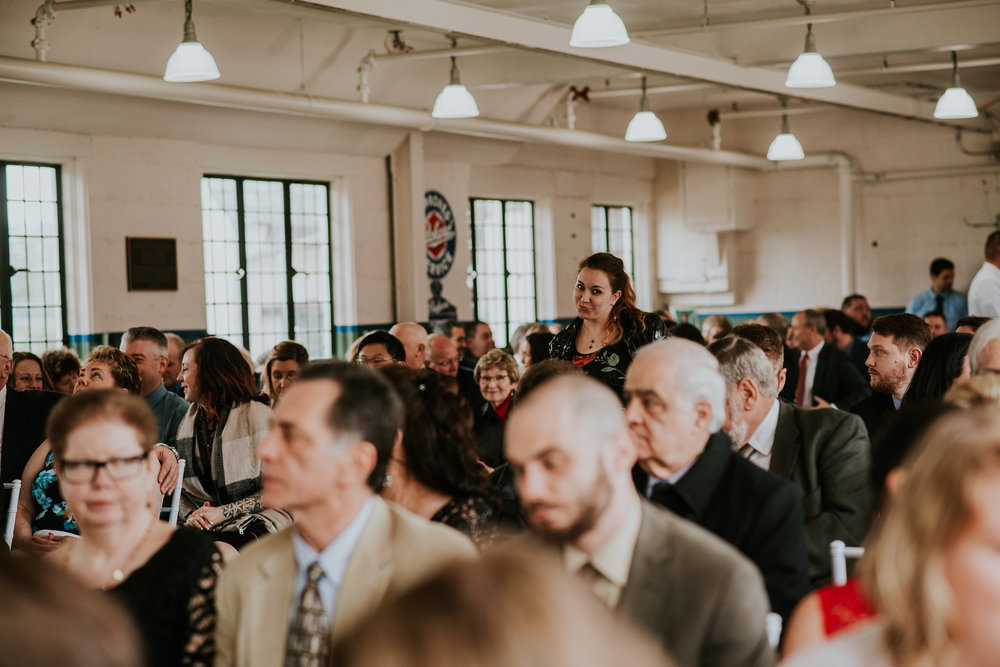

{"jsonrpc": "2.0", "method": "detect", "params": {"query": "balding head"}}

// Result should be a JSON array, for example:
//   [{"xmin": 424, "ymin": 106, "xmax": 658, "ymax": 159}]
[
  {"xmin": 506, "ymin": 376, "xmax": 637, "ymax": 546},
  {"xmin": 624, "ymin": 339, "xmax": 727, "ymax": 479},
  {"xmin": 425, "ymin": 334, "xmax": 459, "ymax": 377},
  {"xmin": 389, "ymin": 322, "xmax": 429, "ymax": 372},
  {"xmin": 0, "ymin": 330, "xmax": 12, "ymax": 386},
  {"xmin": 970, "ymin": 317, "xmax": 1000, "ymax": 375}
]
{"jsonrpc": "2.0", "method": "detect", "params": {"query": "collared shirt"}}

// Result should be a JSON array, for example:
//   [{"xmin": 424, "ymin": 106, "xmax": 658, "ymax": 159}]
[
  {"xmin": 969, "ymin": 261, "xmax": 1000, "ymax": 317},
  {"xmin": 563, "ymin": 493, "xmax": 642, "ymax": 609},
  {"xmin": 892, "ymin": 395, "xmax": 902, "ymax": 410},
  {"xmin": 905, "ymin": 288, "xmax": 967, "ymax": 330},
  {"xmin": 290, "ymin": 496, "xmax": 375, "ymax": 620},
  {"xmin": 741, "ymin": 398, "xmax": 780, "ymax": 471},
  {"xmin": 643, "ymin": 459, "xmax": 696, "ymax": 497},
  {"xmin": 144, "ymin": 383, "xmax": 190, "ymax": 447},
  {"xmin": 801, "ymin": 341, "xmax": 824, "ymax": 408}
]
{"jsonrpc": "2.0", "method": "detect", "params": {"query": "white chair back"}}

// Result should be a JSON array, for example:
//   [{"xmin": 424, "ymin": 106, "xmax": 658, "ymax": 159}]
[
  {"xmin": 163, "ymin": 459, "xmax": 185, "ymax": 527},
  {"xmin": 3, "ymin": 479, "xmax": 22, "ymax": 548},
  {"xmin": 765, "ymin": 611, "xmax": 783, "ymax": 649},
  {"xmin": 830, "ymin": 539, "xmax": 866, "ymax": 586}
]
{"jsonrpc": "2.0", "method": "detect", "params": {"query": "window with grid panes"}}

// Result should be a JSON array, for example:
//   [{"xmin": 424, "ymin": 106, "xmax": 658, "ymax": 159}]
[
  {"xmin": 591, "ymin": 205, "xmax": 634, "ymax": 279},
  {"xmin": 200, "ymin": 176, "xmax": 333, "ymax": 361},
  {"xmin": 0, "ymin": 163, "xmax": 67, "ymax": 353},
  {"xmin": 469, "ymin": 198, "xmax": 536, "ymax": 348}
]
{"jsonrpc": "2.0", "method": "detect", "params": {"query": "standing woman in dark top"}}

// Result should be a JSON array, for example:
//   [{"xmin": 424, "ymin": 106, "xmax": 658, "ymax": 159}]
[
  {"xmin": 379, "ymin": 367, "xmax": 499, "ymax": 548},
  {"xmin": 549, "ymin": 252, "xmax": 666, "ymax": 398}
]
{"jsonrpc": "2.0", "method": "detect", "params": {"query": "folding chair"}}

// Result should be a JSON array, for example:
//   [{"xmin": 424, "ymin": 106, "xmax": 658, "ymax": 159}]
[
  {"xmin": 3, "ymin": 479, "xmax": 22, "ymax": 548},
  {"xmin": 830, "ymin": 539, "xmax": 865, "ymax": 586},
  {"xmin": 765, "ymin": 611, "xmax": 783, "ymax": 649}
]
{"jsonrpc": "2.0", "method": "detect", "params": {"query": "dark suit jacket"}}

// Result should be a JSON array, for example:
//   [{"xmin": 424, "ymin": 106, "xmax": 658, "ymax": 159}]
[
  {"xmin": 619, "ymin": 500, "xmax": 775, "ymax": 667},
  {"xmin": 649, "ymin": 433, "xmax": 810, "ymax": 621},
  {"xmin": 770, "ymin": 400, "xmax": 872, "ymax": 585},
  {"xmin": 1, "ymin": 389, "xmax": 64, "ymax": 515},
  {"xmin": 849, "ymin": 392, "xmax": 896, "ymax": 441},
  {"xmin": 779, "ymin": 344, "xmax": 800, "ymax": 403},
  {"xmin": 811, "ymin": 344, "xmax": 871, "ymax": 409},
  {"xmin": 843, "ymin": 337, "xmax": 870, "ymax": 379}
]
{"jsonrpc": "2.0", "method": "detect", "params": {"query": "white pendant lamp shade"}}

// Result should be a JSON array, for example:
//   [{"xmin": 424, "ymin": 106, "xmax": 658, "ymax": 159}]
[
  {"xmin": 432, "ymin": 56, "xmax": 479, "ymax": 119},
  {"xmin": 625, "ymin": 77, "xmax": 666, "ymax": 142},
  {"xmin": 767, "ymin": 114, "xmax": 804, "ymax": 161},
  {"xmin": 785, "ymin": 25, "xmax": 835, "ymax": 88},
  {"xmin": 163, "ymin": 0, "xmax": 219, "ymax": 82},
  {"xmin": 934, "ymin": 52, "xmax": 979, "ymax": 119},
  {"xmin": 570, "ymin": 2, "xmax": 630, "ymax": 48}
]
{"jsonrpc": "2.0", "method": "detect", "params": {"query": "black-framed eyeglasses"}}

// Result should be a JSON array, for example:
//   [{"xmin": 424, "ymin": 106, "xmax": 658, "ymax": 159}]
[{"xmin": 57, "ymin": 452, "xmax": 150, "ymax": 483}]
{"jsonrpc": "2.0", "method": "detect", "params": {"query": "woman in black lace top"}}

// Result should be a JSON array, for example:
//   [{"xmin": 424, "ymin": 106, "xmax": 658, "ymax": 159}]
[
  {"xmin": 379, "ymin": 367, "xmax": 500, "ymax": 547},
  {"xmin": 44, "ymin": 390, "xmax": 221, "ymax": 667},
  {"xmin": 549, "ymin": 252, "xmax": 666, "ymax": 400}
]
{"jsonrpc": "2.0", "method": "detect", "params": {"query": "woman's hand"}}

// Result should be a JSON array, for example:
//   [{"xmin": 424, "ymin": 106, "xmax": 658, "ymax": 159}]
[
  {"xmin": 184, "ymin": 502, "xmax": 225, "ymax": 531},
  {"xmin": 16, "ymin": 531, "xmax": 69, "ymax": 555}
]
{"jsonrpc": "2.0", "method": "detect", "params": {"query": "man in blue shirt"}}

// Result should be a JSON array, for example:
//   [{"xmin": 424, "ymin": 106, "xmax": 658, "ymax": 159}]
[
  {"xmin": 906, "ymin": 257, "xmax": 967, "ymax": 331},
  {"xmin": 121, "ymin": 326, "xmax": 190, "ymax": 447}
]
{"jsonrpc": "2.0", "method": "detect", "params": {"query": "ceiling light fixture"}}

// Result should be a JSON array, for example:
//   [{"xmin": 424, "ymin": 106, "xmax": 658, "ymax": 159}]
[
  {"xmin": 934, "ymin": 51, "xmax": 979, "ymax": 119},
  {"xmin": 767, "ymin": 102, "xmax": 804, "ymax": 160},
  {"xmin": 570, "ymin": 1, "xmax": 630, "ymax": 48},
  {"xmin": 785, "ymin": 3, "xmax": 835, "ymax": 89},
  {"xmin": 163, "ymin": 0, "xmax": 220, "ymax": 82},
  {"xmin": 432, "ymin": 41, "xmax": 479, "ymax": 119},
  {"xmin": 625, "ymin": 76, "xmax": 667, "ymax": 142}
]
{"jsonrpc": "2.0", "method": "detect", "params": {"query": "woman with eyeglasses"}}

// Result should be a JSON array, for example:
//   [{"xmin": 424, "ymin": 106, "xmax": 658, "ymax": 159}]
[
  {"xmin": 472, "ymin": 349, "xmax": 519, "ymax": 470},
  {"xmin": 13, "ymin": 346, "xmax": 179, "ymax": 555},
  {"xmin": 176, "ymin": 337, "xmax": 292, "ymax": 549},
  {"xmin": 44, "ymin": 390, "xmax": 222, "ymax": 667}
]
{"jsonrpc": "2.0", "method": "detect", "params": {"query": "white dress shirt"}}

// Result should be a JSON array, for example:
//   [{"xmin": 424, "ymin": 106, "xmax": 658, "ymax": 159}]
[
  {"xmin": 741, "ymin": 398, "xmax": 780, "ymax": 471},
  {"xmin": 290, "ymin": 495, "xmax": 375, "ymax": 620},
  {"xmin": 968, "ymin": 261, "xmax": 1000, "ymax": 317}
]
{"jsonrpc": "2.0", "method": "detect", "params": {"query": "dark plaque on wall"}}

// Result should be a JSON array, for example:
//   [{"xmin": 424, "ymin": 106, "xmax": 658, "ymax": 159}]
[{"xmin": 126, "ymin": 237, "xmax": 178, "ymax": 291}]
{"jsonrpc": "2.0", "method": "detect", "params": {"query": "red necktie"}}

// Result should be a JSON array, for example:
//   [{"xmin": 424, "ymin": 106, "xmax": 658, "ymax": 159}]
[{"xmin": 795, "ymin": 352, "xmax": 808, "ymax": 407}]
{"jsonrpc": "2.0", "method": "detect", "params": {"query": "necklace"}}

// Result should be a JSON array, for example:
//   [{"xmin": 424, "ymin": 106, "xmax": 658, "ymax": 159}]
[{"xmin": 107, "ymin": 518, "xmax": 158, "ymax": 587}]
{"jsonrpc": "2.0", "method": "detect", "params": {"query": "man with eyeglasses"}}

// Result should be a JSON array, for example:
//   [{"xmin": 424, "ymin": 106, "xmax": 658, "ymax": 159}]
[
  {"xmin": 353, "ymin": 330, "xmax": 406, "ymax": 369},
  {"xmin": 425, "ymin": 334, "xmax": 460, "ymax": 377},
  {"xmin": 0, "ymin": 329, "xmax": 65, "ymax": 520}
]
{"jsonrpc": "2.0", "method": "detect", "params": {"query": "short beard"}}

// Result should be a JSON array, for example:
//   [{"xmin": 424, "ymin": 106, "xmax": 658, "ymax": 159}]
[
  {"xmin": 529, "ymin": 464, "xmax": 614, "ymax": 545},
  {"xmin": 870, "ymin": 364, "xmax": 907, "ymax": 396},
  {"xmin": 723, "ymin": 395, "xmax": 749, "ymax": 447}
]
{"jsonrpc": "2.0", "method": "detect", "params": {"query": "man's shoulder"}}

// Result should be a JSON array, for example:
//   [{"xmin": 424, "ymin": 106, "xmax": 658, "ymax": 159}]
[
  {"xmin": 161, "ymin": 389, "xmax": 190, "ymax": 411},
  {"xmin": 850, "ymin": 392, "xmax": 893, "ymax": 416},
  {"xmin": 219, "ymin": 527, "xmax": 295, "ymax": 585},
  {"xmin": 637, "ymin": 500, "xmax": 757, "ymax": 575},
  {"xmin": 380, "ymin": 498, "xmax": 478, "ymax": 558},
  {"xmin": 779, "ymin": 401, "xmax": 865, "ymax": 439},
  {"xmin": 7, "ymin": 388, "xmax": 64, "ymax": 411},
  {"xmin": 727, "ymin": 454, "xmax": 801, "ymax": 502}
]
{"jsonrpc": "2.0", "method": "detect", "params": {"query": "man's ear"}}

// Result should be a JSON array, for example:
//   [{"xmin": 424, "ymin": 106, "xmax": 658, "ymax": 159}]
[
  {"xmin": 908, "ymin": 347, "xmax": 923, "ymax": 369},
  {"xmin": 158, "ymin": 355, "xmax": 168, "ymax": 374},
  {"xmin": 692, "ymin": 399, "xmax": 714, "ymax": 432},
  {"xmin": 348, "ymin": 440, "xmax": 379, "ymax": 483},
  {"xmin": 776, "ymin": 368, "xmax": 787, "ymax": 394}
]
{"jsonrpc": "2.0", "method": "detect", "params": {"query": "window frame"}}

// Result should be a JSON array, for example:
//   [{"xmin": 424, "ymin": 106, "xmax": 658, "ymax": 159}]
[
  {"xmin": 201, "ymin": 174, "xmax": 335, "ymax": 358},
  {"xmin": 469, "ymin": 197, "xmax": 538, "ymax": 348},
  {"xmin": 591, "ymin": 203, "xmax": 635, "ymax": 279},
  {"xmin": 0, "ymin": 161, "xmax": 69, "ymax": 351}
]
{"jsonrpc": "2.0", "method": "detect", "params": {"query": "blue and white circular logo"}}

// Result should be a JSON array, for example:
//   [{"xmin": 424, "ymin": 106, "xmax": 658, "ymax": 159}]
[{"xmin": 426, "ymin": 190, "xmax": 457, "ymax": 279}]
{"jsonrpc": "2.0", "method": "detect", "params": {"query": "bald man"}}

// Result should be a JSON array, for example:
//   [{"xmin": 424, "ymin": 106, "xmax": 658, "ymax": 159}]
[
  {"xmin": 425, "ymin": 334, "xmax": 459, "ymax": 377},
  {"xmin": 389, "ymin": 322, "xmax": 429, "ymax": 372}
]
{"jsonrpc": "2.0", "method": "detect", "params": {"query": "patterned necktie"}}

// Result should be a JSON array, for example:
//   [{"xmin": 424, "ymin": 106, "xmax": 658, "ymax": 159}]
[
  {"xmin": 285, "ymin": 562, "xmax": 330, "ymax": 667},
  {"xmin": 794, "ymin": 352, "xmax": 809, "ymax": 407},
  {"xmin": 738, "ymin": 442, "xmax": 756, "ymax": 460}
]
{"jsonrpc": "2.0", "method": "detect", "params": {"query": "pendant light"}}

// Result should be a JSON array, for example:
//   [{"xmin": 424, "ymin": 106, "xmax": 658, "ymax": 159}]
[
  {"xmin": 767, "ymin": 102, "xmax": 804, "ymax": 161},
  {"xmin": 163, "ymin": 0, "xmax": 220, "ymax": 83},
  {"xmin": 570, "ymin": 1, "xmax": 630, "ymax": 48},
  {"xmin": 625, "ymin": 77, "xmax": 667, "ymax": 142},
  {"xmin": 934, "ymin": 51, "xmax": 979, "ymax": 119},
  {"xmin": 431, "ymin": 50, "xmax": 479, "ymax": 119},
  {"xmin": 785, "ymin": 23, "xmax": 835, "ymax": 88}
]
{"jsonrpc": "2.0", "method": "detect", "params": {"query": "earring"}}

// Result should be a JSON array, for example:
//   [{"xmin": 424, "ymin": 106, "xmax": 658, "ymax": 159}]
[{"xmin": 384, "ymin": 474, "xmax": 393, "ymax": 488}]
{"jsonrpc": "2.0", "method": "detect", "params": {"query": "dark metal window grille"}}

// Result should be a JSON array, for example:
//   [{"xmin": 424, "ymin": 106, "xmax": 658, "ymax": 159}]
[
  {"xmin": 201, "ymin": 176, "xmax": 333, "ymax": 360},
  {"xmin": 469, "ymin": 198, "xmax": 536, "ymax": 348},
  {"xmin": 0, "ymin": 162, "xmax": 67, "ymax": 353},
  {"xmin": 591, "ymin": 204, "xmax": 635, "ymax": 279}
]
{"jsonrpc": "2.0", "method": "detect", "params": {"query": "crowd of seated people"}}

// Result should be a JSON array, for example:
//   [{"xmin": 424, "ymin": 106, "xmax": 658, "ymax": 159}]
[{"xmin": 6, "ymin": 248, "xmax": 1000, "ymax": 667}]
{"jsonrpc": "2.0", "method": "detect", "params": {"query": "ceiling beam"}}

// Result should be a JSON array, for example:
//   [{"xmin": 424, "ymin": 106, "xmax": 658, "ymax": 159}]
[{"xmin": 281, "ymin": 0, "xmax": 978, "ymax": 127}]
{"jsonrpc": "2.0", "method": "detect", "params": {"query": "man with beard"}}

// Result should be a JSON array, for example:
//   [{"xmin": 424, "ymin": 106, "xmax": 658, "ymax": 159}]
[
  {"xmin": 716, "ymin": 325, "xmax": 873, "ymax": 586},
  {"xmin": 850, "ymin": 314, "xmax": 931, "ymax": 439},
  {"xmin": 625, "ymin": 338, "xmax": 810, "ymax": 624},
  {"xmin": 506, "ymin": 374, "xmax": 774, "ymax": 667}
]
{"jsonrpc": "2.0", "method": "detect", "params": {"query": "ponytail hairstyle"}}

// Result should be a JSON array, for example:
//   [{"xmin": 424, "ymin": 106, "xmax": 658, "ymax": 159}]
[{"xmin": 578, "ymin": 253, "xmax": 645, "ymax": 345}]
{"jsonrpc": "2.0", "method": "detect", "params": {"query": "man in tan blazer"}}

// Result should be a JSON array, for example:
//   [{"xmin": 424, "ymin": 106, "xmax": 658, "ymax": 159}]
[
  {"xmin": 507, "ymin": 375, "xmax": 774, "ymax": 667},
  {"xmin": 215, "ymin": 362, "xmax": 476, "ymax": 667}
]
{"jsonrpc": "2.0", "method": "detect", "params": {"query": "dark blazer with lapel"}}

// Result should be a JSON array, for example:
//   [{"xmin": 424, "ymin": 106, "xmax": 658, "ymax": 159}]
[
  {"xmin": 779, "ymin": 344, "xmax": 800, "ymax": 403},
  {"xmin": 769, "ymin": 400, "xmax": 872, "ymax": 585},
  {"xmin": 1, "ymin": 389, "xmax": 64, "ymax": 516},
  {"xmin": 849, "ymin": 392, "xmax": 896, "ymax": 441},
  {"xmin": 649, "ymin": 433, "xmax": 810, "ymax": 621},
  {"xmin": 618, "ymin": 500, "xmax": 775, "ymax": 667},
  {"xmin": 811, "ymin": 344, "xmax": 871, "ymax": 410}
]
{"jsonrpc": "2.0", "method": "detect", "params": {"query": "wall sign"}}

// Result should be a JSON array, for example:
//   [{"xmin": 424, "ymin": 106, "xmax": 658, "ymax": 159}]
[{"xmin": 425, "ymin": 189, "xmax": 457, "ymax": 279}]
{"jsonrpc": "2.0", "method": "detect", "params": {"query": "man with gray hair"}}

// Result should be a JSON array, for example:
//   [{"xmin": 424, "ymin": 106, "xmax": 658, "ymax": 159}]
[
  {"xmin": 786, "ymin": 308, "xmax": 869, "ymax": 410},
  {"xmin": 969, "ymin": 316, "xmax": 1000, "ymax": 374},
  {"xmin": 121, "ymin": 326, "xmax": 189, "ymax": 448},
  {"xmin": 624, "ymin": 338, "xmax": 810, "ymax": 622},
  {"xmin": 713, "ymin": 330, "xmax": 873, "ymax": 585},
  {"xmin": 507, "ymin": 373, "xmax": 773, "ymax": 667}
]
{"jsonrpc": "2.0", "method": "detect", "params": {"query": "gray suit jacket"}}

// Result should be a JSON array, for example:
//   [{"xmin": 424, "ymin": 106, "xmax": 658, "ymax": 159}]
[
  {"xmin": 618, "ymin": 500, "xmax": 775, "ymax": 667},
  {"xmin": 214, "ymin": 497, "xmax": 477, "ymax": 667},
  {"xmin": 769, "ymin": 401, "xmax": 873, "ymax": 585}
]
